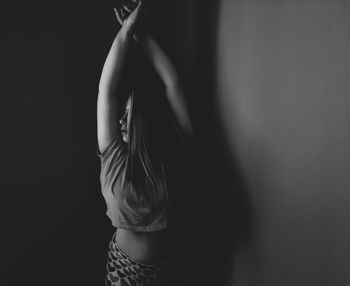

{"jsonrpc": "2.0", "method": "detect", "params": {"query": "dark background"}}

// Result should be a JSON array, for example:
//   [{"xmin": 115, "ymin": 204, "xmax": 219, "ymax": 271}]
[
  {"xmin": 4, "ymin": 1, "xmax": 347, "ymax": 286},
  {"xmin": 1, "ymin": 0, "xmax": 248, "ymax": 285}
]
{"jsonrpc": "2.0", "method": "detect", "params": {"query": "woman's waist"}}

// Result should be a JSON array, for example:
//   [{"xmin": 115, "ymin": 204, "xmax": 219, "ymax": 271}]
[{"xmin": 115, "ymin": 228, "xmax": 179, "ymax": 264}]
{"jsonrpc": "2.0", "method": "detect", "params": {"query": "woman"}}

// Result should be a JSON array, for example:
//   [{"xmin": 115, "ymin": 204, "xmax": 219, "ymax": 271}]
[{"xmin": 97, "ymin": 1, "xmax": 192, "ymax": 285}]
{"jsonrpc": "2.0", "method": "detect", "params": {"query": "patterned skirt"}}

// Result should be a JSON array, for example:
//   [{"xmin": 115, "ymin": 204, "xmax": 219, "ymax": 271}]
[{"xmin": 105, "ymin": 231, "xmax": 184, "ymax": 286}]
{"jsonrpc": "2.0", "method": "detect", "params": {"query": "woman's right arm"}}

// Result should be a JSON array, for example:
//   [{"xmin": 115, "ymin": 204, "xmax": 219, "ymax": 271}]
[
  {"xmin": 97, "ymin": 30, "xmax": 132, "ymax": 154},
  {"xmin": 97, "ymin": 2, "xmax": 143, "ymax": 154}
]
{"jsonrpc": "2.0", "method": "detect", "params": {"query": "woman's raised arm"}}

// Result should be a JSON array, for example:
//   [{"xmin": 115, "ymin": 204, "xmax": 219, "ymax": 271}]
[
  {"xmin": 139, "ymin": 35, "xmax": 193, "ymax": 135},
  {"xmin": 97, "ymin": 1, "xmax": 143, "ymax": 154}
]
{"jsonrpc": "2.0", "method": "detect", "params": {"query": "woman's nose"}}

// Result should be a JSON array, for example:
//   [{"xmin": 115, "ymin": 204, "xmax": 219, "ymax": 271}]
[{"xmin": 119, "ymin": 113, "xmax": 127, "ymax": 125}]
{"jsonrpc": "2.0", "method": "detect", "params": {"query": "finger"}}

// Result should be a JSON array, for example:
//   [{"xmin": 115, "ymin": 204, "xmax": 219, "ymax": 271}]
[
  {"xmin": 129, "ymin": 0, "xmax": 144, "ymax": 21},
  {"xmin": 123, "ymin": 4, "xmax": 131, "ymax": 13},
  {"xmin": 130, "ymin": 0, "xmax": 138, "ymax": 10},
  {"xmin": 119, "ymin": 7, "xmax": 126, "ymax": 19},
  {"xmin": 114, "ymin": 8, "xmax": 123, "ymax": 25},
  {"xmin": 134, "ymin": 0, "xmax": 143, "ymax": 14},
  {"xmin": 121, "ymin": 6, "xmax": 130, "ymax": 19}
]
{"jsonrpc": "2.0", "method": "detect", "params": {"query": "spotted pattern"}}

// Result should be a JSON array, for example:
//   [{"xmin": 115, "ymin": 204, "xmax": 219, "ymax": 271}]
[{"xmin": 105, "ymin": 232, "xmax": 182, "ymax": 286}]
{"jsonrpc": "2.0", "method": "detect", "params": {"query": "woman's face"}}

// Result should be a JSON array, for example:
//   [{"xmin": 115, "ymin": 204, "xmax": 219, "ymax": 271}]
[{"xmin": 119, "ymin": 96, "xmax": 132, "ymax": 143}]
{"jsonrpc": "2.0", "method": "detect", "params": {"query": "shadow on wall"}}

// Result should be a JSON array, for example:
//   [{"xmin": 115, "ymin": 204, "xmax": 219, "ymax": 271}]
[{"xmin": 182, "ymin": 0, "xmax": 254, "ymax": 285}]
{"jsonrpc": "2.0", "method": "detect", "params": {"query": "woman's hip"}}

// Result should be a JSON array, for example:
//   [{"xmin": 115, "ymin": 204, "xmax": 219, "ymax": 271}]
[{"xmin": 105, "ymin": 231, "xmax": 185, "ymax": 286}]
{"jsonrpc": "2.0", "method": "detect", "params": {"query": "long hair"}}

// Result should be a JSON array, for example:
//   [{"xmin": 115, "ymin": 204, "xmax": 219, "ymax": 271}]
[{"xmin": 124, "ymin": 50, "xmax": 183, "ymax": 213}]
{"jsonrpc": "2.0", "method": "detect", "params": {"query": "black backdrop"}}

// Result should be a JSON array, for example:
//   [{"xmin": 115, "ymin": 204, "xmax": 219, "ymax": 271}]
[{"xmin": 1, "ymin": 0, "xmax": 252, "ymax": 285}]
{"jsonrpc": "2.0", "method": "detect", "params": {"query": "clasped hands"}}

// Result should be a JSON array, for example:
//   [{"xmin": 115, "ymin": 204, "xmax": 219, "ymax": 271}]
[{"xmin": 114, "ymin": 0, "xmax": 148, "ymax": 42}]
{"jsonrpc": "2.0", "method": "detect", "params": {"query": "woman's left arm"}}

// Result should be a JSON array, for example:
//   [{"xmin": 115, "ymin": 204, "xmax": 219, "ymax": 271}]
[{"xmin": 139, "ymin": 35, "xmax": 193, "ymax": 135}]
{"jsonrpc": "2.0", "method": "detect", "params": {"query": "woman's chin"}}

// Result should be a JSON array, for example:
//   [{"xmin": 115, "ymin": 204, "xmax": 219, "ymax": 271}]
[{"xmin": 122, "ymin": 134, "xmax": 128, "ymax": 143}]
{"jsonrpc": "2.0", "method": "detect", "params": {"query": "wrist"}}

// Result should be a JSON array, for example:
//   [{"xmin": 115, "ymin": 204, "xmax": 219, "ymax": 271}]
[{"xmin": 118, "ymin": 26, "xmax": 134, "ymax": 41}]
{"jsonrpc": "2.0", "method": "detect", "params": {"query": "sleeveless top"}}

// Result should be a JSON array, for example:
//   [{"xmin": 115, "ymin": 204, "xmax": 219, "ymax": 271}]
[{"xmin": 97, "ymin": 136, "xmax": 170, "ymax": 232}]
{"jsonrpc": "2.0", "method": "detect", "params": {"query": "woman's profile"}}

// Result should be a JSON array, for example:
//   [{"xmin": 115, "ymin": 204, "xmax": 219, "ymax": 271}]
[{"xmin": 96, "ymin": 0, "xmax": 192, "ymax": 285}]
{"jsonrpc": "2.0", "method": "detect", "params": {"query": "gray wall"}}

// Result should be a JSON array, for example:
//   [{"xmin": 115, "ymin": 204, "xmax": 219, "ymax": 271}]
[{"xmin": 216, "ymin": 1, "xmax": 350, "ymax": 285}]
